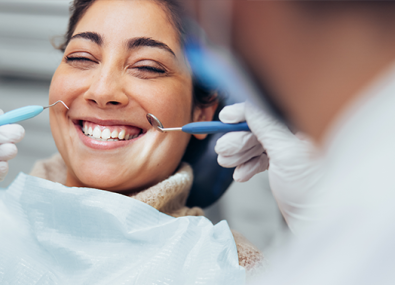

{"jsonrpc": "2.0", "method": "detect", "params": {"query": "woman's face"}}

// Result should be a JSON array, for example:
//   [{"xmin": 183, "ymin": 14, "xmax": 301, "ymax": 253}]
[{"xmin": 49, "ymin": 0, "xmax": 202, "ymax": 193}]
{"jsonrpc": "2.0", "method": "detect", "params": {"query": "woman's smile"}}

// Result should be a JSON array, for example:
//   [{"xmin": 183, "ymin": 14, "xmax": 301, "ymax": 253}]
[{"xmin": 72, "ymin": 117, "xmax": 148, "ymax": 150}]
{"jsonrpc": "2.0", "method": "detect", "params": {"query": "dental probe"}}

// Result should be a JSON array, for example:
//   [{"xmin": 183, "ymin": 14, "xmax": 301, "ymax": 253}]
[
  {"xmin": 0, "ymin": 100, "xmax": 69, "ymax": 126},
  {"xmin": 146, "ymin": 113, "xmax": 250, "ymax": 134}
]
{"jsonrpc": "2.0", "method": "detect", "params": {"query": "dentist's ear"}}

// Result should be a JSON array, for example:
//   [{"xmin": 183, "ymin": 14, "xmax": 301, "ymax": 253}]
[{"xmin": 192, "ymin": 101, "xmax": 219, "ymax": 140}]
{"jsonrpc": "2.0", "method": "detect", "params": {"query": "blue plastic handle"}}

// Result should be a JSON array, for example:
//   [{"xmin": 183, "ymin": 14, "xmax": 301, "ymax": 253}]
[
  {"xmin": 182, "ymin": 121, "xmax": 250, "ymax": 134},
  {"xmin": 0, "ymin": 105, "xmax": 44, "ymax": 126}
]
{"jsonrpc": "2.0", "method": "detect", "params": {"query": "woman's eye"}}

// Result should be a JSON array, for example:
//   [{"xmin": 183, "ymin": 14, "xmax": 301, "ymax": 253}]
[
  {"xmin": 65, "ymin": 55, "xmax": 97, "ymax": 69},
  {"xmin": 135, "ymin": 66, "xmax": 166, "ymax": 74},
  {"xmin": 66, "ymin": 56, "xmax": 91, "ymax": 62},
  {"xmin": 130, "ymin": 60, "xmax": 167, "ymax": 79}
]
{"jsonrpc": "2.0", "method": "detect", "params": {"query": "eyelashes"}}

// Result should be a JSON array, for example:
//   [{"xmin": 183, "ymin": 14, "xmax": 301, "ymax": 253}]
[
  {"xmin": 66, "ymin": 56, "xmax": 92, "ymax": 62},
  {"xmin": 65, "ymin": 55, "xmax": 96, "ymax": 70},
  {"xmin": 136, "ymin": 66, "xmax": 166, "ymax": 74},
  {"xmin": 65, "ymin": 56, "xmax": 166, "ymax": 75}
]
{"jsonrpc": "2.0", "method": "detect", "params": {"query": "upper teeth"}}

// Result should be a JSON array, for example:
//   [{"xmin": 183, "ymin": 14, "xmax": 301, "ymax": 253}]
[
  {"xmin": 111, "ymin": 130, "xmax": 118, "ymax": 138},
  {"xmin": 83, "ymin": 124, "xmax": 139, "ymax": 141}
]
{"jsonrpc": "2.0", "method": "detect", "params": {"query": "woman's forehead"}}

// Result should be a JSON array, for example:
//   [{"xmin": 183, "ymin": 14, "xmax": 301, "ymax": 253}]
[{"xmin": 73, "ymin": 0, "xmax": 180, "ymax": 52}]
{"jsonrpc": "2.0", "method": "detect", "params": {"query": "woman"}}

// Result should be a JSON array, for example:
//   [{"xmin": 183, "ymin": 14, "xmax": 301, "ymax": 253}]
[{"xmin": 2, "ymin": 0, "xmax": 262, "ymax": 280}]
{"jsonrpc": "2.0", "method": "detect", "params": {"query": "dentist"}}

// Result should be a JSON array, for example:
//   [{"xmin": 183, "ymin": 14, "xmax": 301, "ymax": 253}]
[
  {"xmin": 185, "ymin": 1, "xmax": 395, "ymax": 283},
  {"xmin": 214, "ymin": 0, "xmax": 395, "ymax": 235}
]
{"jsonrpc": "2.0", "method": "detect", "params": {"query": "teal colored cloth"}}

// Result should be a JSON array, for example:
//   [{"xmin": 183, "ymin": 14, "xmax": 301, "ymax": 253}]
[{"xmin": 0, "ymin": 173, "xmax": 245, "ymax": 285}]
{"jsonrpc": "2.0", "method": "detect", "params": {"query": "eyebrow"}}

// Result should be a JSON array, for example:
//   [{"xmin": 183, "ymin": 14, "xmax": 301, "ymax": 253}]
[
  {"xmin": 70, "ymin": 32, "xmax": 103, "ymax": 45},
  {"xmin": 127, "ymin": 37, "xmax": 175, "ymax": 56},
  {"xmin": 70, "ymin": 32, "xmax": 175, "ymax": 56}
]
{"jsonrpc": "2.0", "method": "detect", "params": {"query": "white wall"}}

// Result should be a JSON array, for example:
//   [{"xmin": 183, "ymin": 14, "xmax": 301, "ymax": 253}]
[{"xmin": 0, "ymin": 0, "xmax": 69, "ymax": 79}]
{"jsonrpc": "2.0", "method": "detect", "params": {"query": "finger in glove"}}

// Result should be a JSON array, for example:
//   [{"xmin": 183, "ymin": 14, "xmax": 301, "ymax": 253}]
[
  {"xmin": 0, "ymin": 143, "xmax": 18, "ymax": 161},
  {"xmin": 0, "ymin": 124, "xmax": 25, "ymax": 144},
  {"xmin": 215, "ymin": 131, "xmax": 261, "ymax": 156},
  {"xmin": 219, "ymin": 102, "xmax": 246, "ymax": 124},
  {"xmin": 233, "ymin": 154, "xmax": 269, "ymax": 182},
  {"xmin": 217, "ymin": 142, "xmax": 265, "ymax": 168},
  {"xmin": 0, "ymin": 161, "xmax": 9, "ymax": 182}
]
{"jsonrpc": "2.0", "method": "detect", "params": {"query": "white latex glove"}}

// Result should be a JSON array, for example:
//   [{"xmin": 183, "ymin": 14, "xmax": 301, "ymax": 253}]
[
  {"xmin": 215, "ymin": 102, "xmax": 323, "ymax": 235},
  {"xmin": 0, "ymin": 109, "xmax": 25, "ymax": 182}
]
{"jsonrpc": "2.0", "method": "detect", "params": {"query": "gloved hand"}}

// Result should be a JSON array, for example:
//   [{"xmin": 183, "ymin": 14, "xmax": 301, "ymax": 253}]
[
  {"xmin": 0, "ymin": 109, "xmax": 25, "ymax": 181},
  {"xmin": 215, "ymin": 102, "xmax": 323, "ymax": 235}
]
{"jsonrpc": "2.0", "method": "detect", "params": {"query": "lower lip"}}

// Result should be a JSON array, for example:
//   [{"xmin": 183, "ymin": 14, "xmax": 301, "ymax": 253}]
[{"xmin": 75, "ymin": 123, "xmax": 142, "ymax": 150}]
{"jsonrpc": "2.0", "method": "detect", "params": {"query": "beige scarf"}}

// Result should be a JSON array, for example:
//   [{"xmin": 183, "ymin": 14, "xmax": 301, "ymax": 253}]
[
  {"xmin": 30, "ymin": 153, "xmax": 264, "ymax": 275},
  {"xmin": 29, "ymin": 153, "xmax": 204, "ymax": 217}
]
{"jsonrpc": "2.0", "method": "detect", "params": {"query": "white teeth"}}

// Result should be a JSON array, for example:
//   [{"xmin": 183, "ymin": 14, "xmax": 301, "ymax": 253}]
[
  {"xmin": 111, "ymin": 130, "xmax": 118, "ymax": 139},
  {"xmin": 92, "ymin": 126, "xmax": 101, "ymax": 139},
  {"xmin": 102, "ymin": 128, "xmax": 111, "ymax": 140},
  {"xmin": 118, "ymin": 130, "xmax": 125, "ymax": 140},
  {"xmin": 82, "ymin": 122, "xmax": 140, "ymax": 141}
]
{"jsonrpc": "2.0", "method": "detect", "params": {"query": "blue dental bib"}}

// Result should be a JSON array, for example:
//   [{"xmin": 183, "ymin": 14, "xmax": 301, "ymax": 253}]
[{"xmin": 0, "ymin": 173, "xmax": 245, "ymax": 285}]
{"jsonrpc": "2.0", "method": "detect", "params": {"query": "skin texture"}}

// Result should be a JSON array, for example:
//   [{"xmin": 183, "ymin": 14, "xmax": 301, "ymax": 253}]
[
  {"xmin": 187, "ymin": 1, "xmax": 395, "ymax": 145},
  {"xmin": 49, "ymin": 0, "xmax": 216, "ymax": 194},
  {"xmin": 230, "ymin": 1, "xmax": 395, "ymax": 144},
  {"xmin": 231, "ymin": 1, "xmax": 395, "ymax": 145}
]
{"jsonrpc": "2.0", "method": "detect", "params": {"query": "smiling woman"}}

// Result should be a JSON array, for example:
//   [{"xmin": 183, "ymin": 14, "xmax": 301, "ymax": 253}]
[
  {"xmin": 48, "ymin": 0, "xmax": 201, "ymax": 192},
  {"xmin": 27, "ymin": 0, "xmax": 262, "ymax": 278}
]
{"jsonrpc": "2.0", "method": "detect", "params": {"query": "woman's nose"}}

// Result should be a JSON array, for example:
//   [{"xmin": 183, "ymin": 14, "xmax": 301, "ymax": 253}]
[{"xmin": 83, "ymin": 68, "xmax": 129, "ymax": 108}]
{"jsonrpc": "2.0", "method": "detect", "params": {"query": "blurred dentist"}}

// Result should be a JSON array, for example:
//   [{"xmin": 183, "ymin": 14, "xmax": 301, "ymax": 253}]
[{"xmin": 186, "ymin": 1, "xmax": 395, "ymax": 283}]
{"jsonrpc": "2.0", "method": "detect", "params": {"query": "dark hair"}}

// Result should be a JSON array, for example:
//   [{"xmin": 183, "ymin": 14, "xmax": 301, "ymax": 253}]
[{"xmin": 58, "ymin": 0, "xmax": 224, "ymax": 164}]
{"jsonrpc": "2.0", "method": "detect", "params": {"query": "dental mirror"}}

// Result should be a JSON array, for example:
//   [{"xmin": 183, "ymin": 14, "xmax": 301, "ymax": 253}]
[
  {"xmin": 146, "ymin": 113, "xmax": 181, "ymax": 133},
  {"xmin": 146, "ymin": 113, "xmax": 250, "ymax": 134}
]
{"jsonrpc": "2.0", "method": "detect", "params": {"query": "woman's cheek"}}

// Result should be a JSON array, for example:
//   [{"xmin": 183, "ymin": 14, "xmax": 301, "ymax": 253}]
[
  {"xmin": 50, "ymin": 65, "xmax": 91, "ymax": 104},
  {"xmin": 49, "ymin": 66, "xmax": 83, "ymax": 158},
  {"xmin": 159, "ymin": 78, "xmax": 193, "ymax": 119}
]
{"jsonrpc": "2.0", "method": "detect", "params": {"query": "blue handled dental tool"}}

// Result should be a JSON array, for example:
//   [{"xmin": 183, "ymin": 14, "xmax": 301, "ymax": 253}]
[
  {"xmin": 146, "ymin": 113, "xmax": 249, "ymax": 134},
  {"xmin": 0, "ymin": 100, "xmax": 69, "ymax": 126}
]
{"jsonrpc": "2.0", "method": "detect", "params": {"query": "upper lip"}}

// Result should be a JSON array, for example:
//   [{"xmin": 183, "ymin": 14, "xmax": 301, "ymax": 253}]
[{"xmin": 71, "ymin": 116, "xmax": 148, "ymax": 132}]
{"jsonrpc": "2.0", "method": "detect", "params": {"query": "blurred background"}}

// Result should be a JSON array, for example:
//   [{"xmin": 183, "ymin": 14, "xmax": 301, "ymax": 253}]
[{"xmin": 0, "ymin": 0, "xmax": 286, "ymax": 255}]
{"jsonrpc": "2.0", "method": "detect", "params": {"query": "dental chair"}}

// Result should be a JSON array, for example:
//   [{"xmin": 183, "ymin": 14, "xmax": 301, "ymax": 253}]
[{"xmin": 185, "ymin": 131, "xmax": 235, "ymax": 208}]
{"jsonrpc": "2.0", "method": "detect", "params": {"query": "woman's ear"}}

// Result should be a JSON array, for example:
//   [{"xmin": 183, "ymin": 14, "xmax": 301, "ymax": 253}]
[{"xmin": 192, "ymin": 101, "xmax": 219, "ymax": 140}]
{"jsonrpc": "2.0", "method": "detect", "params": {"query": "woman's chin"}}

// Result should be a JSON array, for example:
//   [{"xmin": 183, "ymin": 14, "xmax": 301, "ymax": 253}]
[{"xmin": 66, "ymin": 169, "xmax": 130, "ymax": 191}]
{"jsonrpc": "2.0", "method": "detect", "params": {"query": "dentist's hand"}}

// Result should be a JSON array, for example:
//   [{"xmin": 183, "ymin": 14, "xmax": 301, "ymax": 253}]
[
  {"xmin": 0, "ymin": 109, "xmax": 25, "ymax": 181},
  {"xmin": 215, "ymin": 102, "xmax": 323, "ymax": 235}
]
